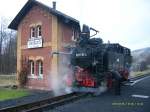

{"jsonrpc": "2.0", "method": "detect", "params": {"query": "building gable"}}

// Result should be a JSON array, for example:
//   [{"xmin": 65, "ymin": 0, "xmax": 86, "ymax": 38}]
[
  {"xmin": 20, "ymin": 5, "xmax": 52, "ymax": 46},
  {"xmin": 8, "ymin": 0, "xmax": 80, "ymax": 31}
]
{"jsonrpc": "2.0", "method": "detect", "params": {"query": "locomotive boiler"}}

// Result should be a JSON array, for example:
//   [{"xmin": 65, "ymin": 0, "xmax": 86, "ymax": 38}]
[{"xmin": 70, "ymin": 24, "xmax": 132, "ymax": 95}]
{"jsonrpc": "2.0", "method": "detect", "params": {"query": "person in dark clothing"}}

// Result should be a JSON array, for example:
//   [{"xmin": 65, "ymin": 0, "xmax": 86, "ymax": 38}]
[
  {"xmin": 111, "ymin": 71, "xmax": 122, "ymax": 95},
  {"xmin": 114, "ymin": 79, "xmax": 121, "ymax": 95}
]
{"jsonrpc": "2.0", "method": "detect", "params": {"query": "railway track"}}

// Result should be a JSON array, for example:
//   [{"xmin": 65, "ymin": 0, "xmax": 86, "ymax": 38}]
[
  {"xmin": 0, "ymin": 92, "xmax": 86, "ymax": 112},
  {"xmin": 1, "ymin": 74, "xmax": 149, "ymax": 112},
  {"xmin": 122, "ymin": 73, "xmax": 150, "ymax": 85},
  {"xmin": 129, "ymin": 73, "xmax": 150, "ymax": 80}
]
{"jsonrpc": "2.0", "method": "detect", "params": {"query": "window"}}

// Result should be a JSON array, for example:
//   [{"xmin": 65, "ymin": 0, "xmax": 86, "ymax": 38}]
[
  {"xmin": 30, "ymin": 25, "xmax": 42, "ymax": 38},
  {"xmin": 29, "ymin": 60, "xmax": 34, "ymax": 76},
  {"xmin": 30, "ymin": 27, "xmax": 36, "ymax": 38},
  {"xmin": 72, "ymin": 29, "xmax": 75, "ymax": 41},
  {"xmin": 37, "ymin": 25, "xmax": 42, "ymax": 37},
  {"xmin": 72, "ymin": 29, "xmax": 79, "ymax": 41},
  {"xmin": 37, "ymin": 60, "xmax": 43, "ymax": 78}
]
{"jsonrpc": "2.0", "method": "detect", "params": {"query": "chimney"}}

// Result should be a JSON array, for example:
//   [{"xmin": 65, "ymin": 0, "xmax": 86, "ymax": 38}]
[{"xmin": 52, "ymin": 1, "xmax": 56, "ymax": 10}]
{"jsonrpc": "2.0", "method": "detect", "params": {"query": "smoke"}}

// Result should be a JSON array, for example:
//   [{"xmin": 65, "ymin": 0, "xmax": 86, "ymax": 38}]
[{"xmin": 49, "ymin": 53, "xmax": 73, "ymax": 96}]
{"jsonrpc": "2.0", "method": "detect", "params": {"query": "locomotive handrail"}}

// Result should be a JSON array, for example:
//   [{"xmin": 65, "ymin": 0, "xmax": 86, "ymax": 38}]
[
  {"xmin": 90, "ymin": 27, "xmax": 99, "ymax": 33},
  {"xmin": 90, "ymin": 27, "xmax": 99, "ymax": 37},
  {"xmin": 51, "ymin": 51, "xmax": 71, "ymax": 56}
]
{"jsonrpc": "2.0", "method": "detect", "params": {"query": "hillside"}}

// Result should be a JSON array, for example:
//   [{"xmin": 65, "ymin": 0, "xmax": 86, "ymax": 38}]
[
  {"xmin": 132, "ymin": 47, "xmax": 150, "ymax": 63},
  {"xmin": 131, "ymin": 47, "xmax": 150, "ymax": 71}
]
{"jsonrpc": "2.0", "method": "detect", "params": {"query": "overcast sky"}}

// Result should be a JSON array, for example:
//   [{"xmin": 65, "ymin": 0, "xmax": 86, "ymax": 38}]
[{"xmin": 0, "ymin": 0, "xmax": 150, "ymax": 50}]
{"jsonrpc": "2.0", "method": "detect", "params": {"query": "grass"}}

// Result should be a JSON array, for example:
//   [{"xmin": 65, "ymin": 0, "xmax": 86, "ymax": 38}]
[
  {"xmin": 0, "ymin": 74, "xmax": 29, "ymax": 101},
  {"xmin": 130, "ymin": 69, "xmax": 150, "ymax": 78},
  {"xmin": 0, "ymin": 88, "xmax": 29, "ymax": 101},
  {"xmin": 0, "ymin": 74, "xmax": 16, "ymax": 86}
]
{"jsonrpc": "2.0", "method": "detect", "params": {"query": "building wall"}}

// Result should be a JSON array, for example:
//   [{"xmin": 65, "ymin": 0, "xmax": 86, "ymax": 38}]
[
  {"xmin": 17, "ymin": 5, "xmax": 76, "ymax": 90},
  {"xmin": 57, "ymin": 22, "xmax": 74, "ymax": 87},
  {"xmin": 19, "ymin": 5, "xmax": 53, "ymax": 90}
]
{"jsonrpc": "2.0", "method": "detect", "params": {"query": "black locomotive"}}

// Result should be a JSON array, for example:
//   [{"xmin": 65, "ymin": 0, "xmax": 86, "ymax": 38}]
[{"xmin": 70, "ymin": 24, "xmax": 132, "ymax": 95}]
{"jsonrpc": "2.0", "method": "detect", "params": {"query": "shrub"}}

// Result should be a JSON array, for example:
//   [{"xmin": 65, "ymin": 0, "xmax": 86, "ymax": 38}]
[{"xmin": 18, "ymin": 67, "xmax": 28, "ymax": 88}]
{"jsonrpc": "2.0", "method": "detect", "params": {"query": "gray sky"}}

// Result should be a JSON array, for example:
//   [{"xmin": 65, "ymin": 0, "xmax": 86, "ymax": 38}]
[{"xmin": 0, "ymin": 0, "xmax": 150, "ymax": 50}]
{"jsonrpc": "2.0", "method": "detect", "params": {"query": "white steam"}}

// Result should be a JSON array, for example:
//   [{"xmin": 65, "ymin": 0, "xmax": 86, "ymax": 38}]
[{"xmin": 49, "ymin": 53, "xmax": 73, "ymax": 96}]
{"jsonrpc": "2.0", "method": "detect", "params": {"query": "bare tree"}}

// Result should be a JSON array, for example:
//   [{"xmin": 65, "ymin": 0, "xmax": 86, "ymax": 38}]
[
  {"xmin": 0, "ymin": 18, "xmax": 7, "ymax": 73},
  {"xmin": 0, "ymin": 17, "xmax": 17, "ymax": 74}
]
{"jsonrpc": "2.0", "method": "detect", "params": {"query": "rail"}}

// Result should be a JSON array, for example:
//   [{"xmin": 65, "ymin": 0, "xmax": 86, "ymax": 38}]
[{"xmin": 0, "ymin": 92, "xmax": 86, "ymax": 112}]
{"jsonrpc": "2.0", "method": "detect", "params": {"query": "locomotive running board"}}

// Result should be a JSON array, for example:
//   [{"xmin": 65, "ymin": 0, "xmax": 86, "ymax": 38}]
[{"xmin": 71, "ymin": 87, "xmax": 107, "ymax": 94}]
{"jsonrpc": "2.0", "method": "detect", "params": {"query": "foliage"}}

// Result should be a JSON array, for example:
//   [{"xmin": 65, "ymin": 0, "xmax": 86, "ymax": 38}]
[
  {"xmin": 18, "ymin": 67, "xmax": 28, "ymax": 87},
  {"xmin": 0, "ymin": 17, "xmax": 17, "ymax": 74},
  {"xmin": 0, "ymin": 88, "xmax": 29, "ymax": 101},
  {"xmin": 140, "ymin": 61, "xmax": 147, "ymax": 71},
  {"xmin": 18, "ymin": 57, "xmax": 29, "ymax": 87},
  {"xmin": 132, "ymin": 48, "xmax": 150, "ymax": 72}
]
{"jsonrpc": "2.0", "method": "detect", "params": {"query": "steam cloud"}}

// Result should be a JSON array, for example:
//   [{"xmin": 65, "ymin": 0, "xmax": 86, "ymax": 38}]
[{"xmin": 49, "ymin": 53, "xmax": 73, "ymax": 96}]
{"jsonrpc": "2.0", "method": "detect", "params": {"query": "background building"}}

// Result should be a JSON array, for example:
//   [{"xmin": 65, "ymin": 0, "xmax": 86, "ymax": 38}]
[{"xmin": 9, "ymin": 0, "xmax": 80, "ymax": 90}]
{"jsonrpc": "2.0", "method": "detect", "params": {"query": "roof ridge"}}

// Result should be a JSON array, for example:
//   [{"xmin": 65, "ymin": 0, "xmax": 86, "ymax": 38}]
[
  {"xmin": 8, "ymin": 0, "xmax": 80, "ymax": 30},
  {"xmin": 34, "ymin": 0, "xmax": 79, "ymax": 23}
]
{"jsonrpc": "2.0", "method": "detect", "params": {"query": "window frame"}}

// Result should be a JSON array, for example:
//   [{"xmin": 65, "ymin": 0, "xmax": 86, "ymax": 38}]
[
  {"xmin": 30, "ymin": 27, "xmax": 36, "ymax": 38},
  {"xmin": 37, "ymin": 60, "xmax": 43, "ymax": 78},
  {"xmin": 71, "ymin": 29, "xmax": 75, "ymax": 41},
  {"xmin": 72, "ymin": 29, "xmax": 78, "ymax": 41},
  {"xmin": 29, "ymin": 60, "xmax": 35, "ymax": 76},
  {"xmin": 37, "ymin": 25, "xmax": 42, "ymax": 38}
]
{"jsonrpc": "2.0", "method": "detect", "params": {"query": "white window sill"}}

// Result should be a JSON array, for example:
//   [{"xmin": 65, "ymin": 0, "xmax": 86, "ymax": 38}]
[
  {"xmin": 28, "ymin": 75, "xmax": 43, "ymax": 79},
  {"xmin": 30, "ymin": 37, "xmax": 36, "ymax": 39},
  {"xmin": 37, "ymin": 36, "xmax": 42, "ymax": 38}
]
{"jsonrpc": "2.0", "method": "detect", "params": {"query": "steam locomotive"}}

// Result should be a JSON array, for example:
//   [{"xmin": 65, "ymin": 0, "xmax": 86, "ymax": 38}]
[{"xmin": 69, "ymin": 25, "xmax": 132, "ymax": 95}]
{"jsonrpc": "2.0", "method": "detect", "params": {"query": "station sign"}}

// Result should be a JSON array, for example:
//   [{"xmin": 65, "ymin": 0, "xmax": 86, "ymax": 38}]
[{"xmin": 27, "ymin": 37, "xmax": 43, "ymax": 48}]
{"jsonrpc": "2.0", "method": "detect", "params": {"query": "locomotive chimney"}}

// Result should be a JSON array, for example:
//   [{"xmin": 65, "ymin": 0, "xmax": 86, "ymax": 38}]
[{"xmin": 52, "ymin": 1, "xmax": 56, "ymax": 10}]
